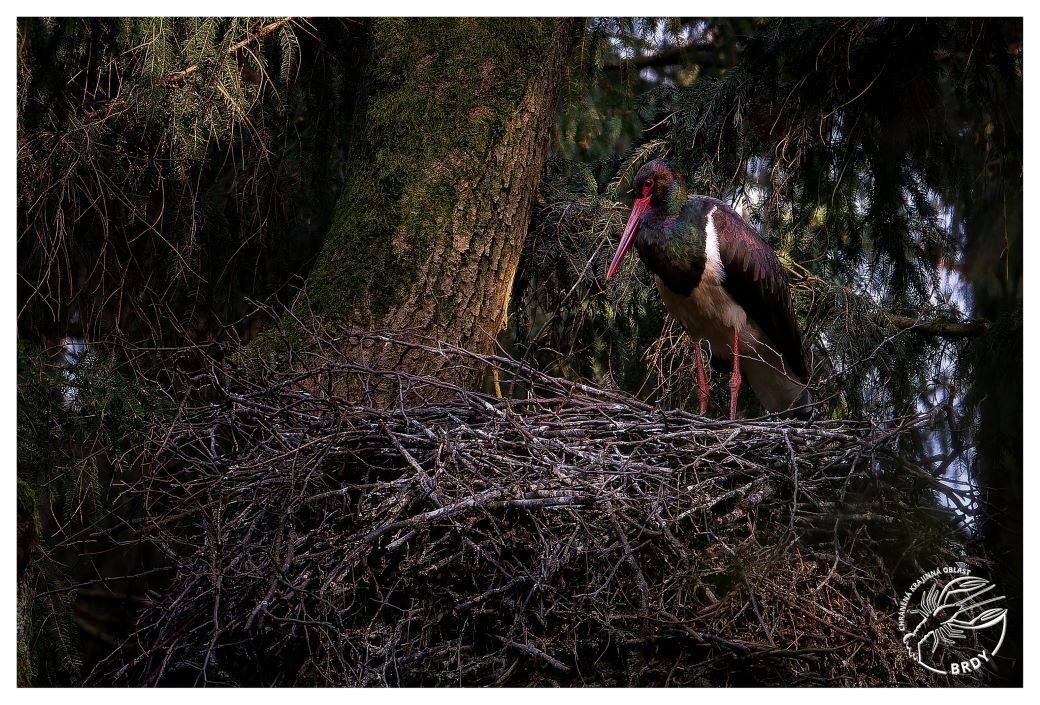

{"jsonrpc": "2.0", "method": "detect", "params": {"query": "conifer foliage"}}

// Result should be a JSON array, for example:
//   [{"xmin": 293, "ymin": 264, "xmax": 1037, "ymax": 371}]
[{"xmin": 17, "ymin": 18, "xmax": 357, "ymax": 348}]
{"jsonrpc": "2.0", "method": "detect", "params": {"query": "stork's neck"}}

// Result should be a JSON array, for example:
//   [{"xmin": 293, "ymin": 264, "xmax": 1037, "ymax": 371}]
[
  {"xmin": 634, "ymin": 199, "xmax": 712, "ymax": 295},
  {"xmin": 663, "ymin": 179, "xmax": 688, "ymax": 215}
]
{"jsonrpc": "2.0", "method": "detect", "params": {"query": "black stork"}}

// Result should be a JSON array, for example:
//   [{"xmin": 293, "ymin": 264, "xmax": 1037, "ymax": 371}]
[{"xmin": 606, "ymin": 159, "xmax": 811, "ymax": 419}]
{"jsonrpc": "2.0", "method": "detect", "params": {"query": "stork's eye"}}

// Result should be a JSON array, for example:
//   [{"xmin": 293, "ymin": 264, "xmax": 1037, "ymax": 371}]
[{"xmin": 644, "ymin": 178, "xmax": 654, "ymax": 187}]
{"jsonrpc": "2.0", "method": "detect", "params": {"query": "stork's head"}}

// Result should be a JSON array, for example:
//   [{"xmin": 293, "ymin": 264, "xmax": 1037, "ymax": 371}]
[
  {"xmin": 606, "ymin": 159, "xmax": 686, "ymax": 279},
  {"xmin": 631, "ymin": 159, "xmax": 682, "ymax": 206}
]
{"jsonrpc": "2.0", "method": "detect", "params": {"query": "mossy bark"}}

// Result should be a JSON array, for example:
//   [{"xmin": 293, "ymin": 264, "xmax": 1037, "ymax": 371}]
[{"xmin": 277, "ymin": 18, "xmax": 576, "ymax": 386}]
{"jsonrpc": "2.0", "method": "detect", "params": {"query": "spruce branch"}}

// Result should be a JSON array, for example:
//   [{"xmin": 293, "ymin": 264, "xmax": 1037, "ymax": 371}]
[
  {"xmin": 785, "ymin": 262, "xmax": 991, "ymax": 339},
  {"xmin": 881, "ymin": 314, "xmax": 991, "ymax": 338},
  {"xmin": 167, "ymin": 17, "xmax": 294, "ymax": 83},
  {"xmin": 603, "ymin": 42, "xmax": 720, "ymax": 71}
]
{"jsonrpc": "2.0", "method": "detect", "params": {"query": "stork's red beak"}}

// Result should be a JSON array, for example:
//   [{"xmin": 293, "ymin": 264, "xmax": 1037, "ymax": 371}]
[{"xmin": 606, "ymin": 195, "xmax": 651, "ymax": 279}]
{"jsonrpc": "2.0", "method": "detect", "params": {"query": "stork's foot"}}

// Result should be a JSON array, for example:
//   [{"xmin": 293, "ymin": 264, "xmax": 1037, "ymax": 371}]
[
  {"xmin": 728, "ymin": 375, "xmax": 741, "ymax": 421},
  {"xmin": 728, "ymin": 329, "xmax": 742, "ymax": 421}
]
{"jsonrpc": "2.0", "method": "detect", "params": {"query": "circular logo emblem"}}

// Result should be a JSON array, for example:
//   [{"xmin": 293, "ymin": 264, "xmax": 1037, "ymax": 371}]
[{"xmin": 898, "ymin": 566, "xmax": 1007, "ymax": 676}]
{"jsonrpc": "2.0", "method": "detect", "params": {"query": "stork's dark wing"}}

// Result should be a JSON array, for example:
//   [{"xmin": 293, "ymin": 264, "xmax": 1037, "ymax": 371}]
[{"xmin": 710, "ymin": 202, "xmax": 808, "ymax": 382}]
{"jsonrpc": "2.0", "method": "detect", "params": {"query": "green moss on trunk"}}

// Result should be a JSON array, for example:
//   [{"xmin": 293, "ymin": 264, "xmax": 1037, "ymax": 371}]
[
  {"xmin": 263, "ymin": 19, "xmax": 573, "ymax": 368},
  {"xmin": 304, "ymin": 19, "xmax": 553, "ymax": 318}
]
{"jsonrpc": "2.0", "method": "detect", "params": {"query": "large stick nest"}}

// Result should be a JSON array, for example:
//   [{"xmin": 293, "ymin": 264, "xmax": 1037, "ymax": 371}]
[{"xmin": 109, "ymin": 334, "xmax": 976, "ymax": 686}]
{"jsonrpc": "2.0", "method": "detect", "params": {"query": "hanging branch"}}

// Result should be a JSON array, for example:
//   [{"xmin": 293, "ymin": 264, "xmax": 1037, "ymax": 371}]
[{"xmin": 167, "ymin": 17, "xmax": 294, "ymax": 83}]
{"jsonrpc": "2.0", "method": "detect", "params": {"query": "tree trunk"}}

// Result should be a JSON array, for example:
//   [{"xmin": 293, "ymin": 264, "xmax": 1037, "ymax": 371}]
[{"xmin": 278, "ymin": 18, "xmax": 576, "ymax": 388}]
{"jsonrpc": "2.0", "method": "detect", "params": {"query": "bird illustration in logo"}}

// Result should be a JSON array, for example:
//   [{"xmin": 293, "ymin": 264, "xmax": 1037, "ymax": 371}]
[{"xmin": 902, "ymin": 575, "xmax": 1007, "ymax": 665}]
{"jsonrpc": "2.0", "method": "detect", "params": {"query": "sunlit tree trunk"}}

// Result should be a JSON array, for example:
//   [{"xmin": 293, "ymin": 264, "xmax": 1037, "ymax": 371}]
[{"xmin": 277, "ymin": 18, "xmax": 576, "ymax": 387}]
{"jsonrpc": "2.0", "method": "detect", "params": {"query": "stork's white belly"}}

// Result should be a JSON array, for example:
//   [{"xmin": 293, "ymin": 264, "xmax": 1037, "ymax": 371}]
[{"xmin": 655, "ymin": 275, "xmax": 807, "ymax": 413}]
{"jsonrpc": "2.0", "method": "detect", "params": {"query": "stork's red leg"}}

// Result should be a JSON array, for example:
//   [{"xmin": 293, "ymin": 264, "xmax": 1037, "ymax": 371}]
[
  {"xmin": 694, "ymin": 342, "xmax": 709, "ymax": 416},
  {"xmin": 728, "ymin": 329, "xmax": 742, "ymax": 420}
]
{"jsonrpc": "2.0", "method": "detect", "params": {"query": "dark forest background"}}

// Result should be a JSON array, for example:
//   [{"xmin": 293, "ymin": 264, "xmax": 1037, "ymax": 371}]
[{"xmin": 16, "ymin": 17, "xmax": 1021, "ymax": 686}]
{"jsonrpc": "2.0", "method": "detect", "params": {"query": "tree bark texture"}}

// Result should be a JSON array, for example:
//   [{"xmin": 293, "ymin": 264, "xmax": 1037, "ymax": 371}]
[{"xmin": 284, "ymin": 18, "xmax": 577, "ymax": 388}]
